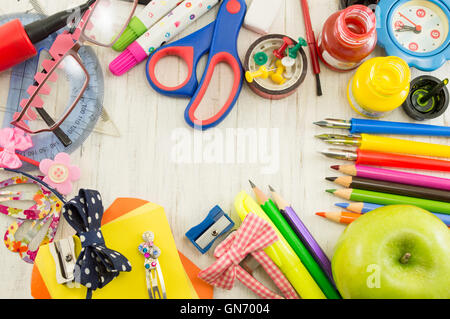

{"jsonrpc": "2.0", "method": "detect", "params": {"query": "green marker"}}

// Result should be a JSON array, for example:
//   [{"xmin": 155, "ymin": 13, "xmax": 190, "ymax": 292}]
[
  {"xmin": 113, "ymin": 0, "xmax": 182, "ymax": 51},
  {"xmin": 250, "ymin": 181, "xmax": 341, "ymax": 299}
]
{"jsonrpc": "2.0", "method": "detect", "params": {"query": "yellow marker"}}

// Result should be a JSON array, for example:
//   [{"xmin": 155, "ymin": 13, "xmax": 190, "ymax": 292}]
[
  {"xmin": 234, "ymin": 191, "xmax": 326, "ymax": 299},
  {"xmin": 271, "ymin": 60, "xmax": 286, "ymax": 85},
  {"xmin": 347, "ymin": 56, "xmax": 411, "ymax": 118},
  {"xmin": 245, "ymin": 66, "xmax": 269, "ymax": 83}
]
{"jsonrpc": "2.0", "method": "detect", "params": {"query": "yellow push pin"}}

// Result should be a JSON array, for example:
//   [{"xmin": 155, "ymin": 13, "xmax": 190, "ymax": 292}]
[
  {"xmin": 271, "ymin": 60, "xmax": 286, "ymax": 85},
  {"xmin": 245, "ymin": 66, "xmax": 269, "ymax": 83}
]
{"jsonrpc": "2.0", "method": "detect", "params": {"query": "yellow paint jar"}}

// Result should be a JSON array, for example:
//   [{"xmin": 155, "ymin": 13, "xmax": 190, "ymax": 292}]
[{"xmin": 347, "ymin": 56, "xmax": 411, "ymax": 118}]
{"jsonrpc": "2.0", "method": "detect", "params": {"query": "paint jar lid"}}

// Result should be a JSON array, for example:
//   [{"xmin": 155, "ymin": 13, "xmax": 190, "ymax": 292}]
[{"xmin": 402, "ymin": 75, "xmax": 449, "ymax": 120}]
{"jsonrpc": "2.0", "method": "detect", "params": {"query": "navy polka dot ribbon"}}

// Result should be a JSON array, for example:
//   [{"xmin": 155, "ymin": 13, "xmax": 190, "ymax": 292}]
[{"xmin": 63, "ymin": 189, "xmax": 132, "ymax": 299}]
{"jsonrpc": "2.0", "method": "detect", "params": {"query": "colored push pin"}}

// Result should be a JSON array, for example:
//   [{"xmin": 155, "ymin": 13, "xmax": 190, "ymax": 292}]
[
  {"xmin": 271, "ymin": 60, "xmax": 286, "ymax": 85},
  {"xmin": 288, "ymin": 37, "xmax": 307, "ymax": 59},
  {"xmin": 273, "ymin": 37, "xmax": 293, "ymax": 60},
  {"xmin": 281, "ymin": 56, "xmax": 296, "ymax": 79},
  {"xmin": 245, "ymin": 66, "xmax": 270, "ymax": 83},
  {"xmin": 253, "ymin": 52, "xmax": 268, "ymax": 66}
]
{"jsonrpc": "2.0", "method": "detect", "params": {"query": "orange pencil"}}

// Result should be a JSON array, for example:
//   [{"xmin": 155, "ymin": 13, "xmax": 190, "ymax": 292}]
[{"xmin": 315, "ymin": 211, "xmax": 361, "ymax": 224}]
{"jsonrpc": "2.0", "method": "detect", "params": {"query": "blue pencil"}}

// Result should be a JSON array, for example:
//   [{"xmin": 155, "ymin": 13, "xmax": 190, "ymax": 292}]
[
  {"xmin": 335, "ymin": 202, "xmax": 381, "ymax": 214},
  {"xmin": 335, "ymin": 202, "xmax": 450, "ymax": 226}
]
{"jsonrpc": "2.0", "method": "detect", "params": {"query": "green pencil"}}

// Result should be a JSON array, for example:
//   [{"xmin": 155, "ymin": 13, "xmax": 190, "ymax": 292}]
[
  {"xmin": 250, "ymin": 181, "xmax": 341, "ymax": 299},
  {"xmin": 327, "ymin": 188, "xmax": 450, "ymax": 215}
]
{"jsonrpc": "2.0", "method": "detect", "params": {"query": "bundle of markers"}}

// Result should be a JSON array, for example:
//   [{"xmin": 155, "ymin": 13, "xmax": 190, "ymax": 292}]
[{"xmin": 314, "ymin": 118, "xmax": 450, "ymax": 227}]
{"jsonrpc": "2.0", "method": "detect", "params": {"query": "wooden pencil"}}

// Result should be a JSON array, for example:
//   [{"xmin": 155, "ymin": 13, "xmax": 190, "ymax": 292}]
[
  {"xmin": 268, "ymin": 186, "xmax": 334, "ymax": 285},
  {"xmin": 326, "ymin": 188, "xmax": 450, "ymax": 215},
  {"xmin": 327, "ymin": 176, "xmax": 450, "ymax": 203},
  {"xmin": 315, "ymin": 211, "xmax": 361, "ymax": 224}
]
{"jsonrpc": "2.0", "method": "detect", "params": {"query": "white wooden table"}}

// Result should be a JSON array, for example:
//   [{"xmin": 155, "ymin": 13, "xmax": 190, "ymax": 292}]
[{"xmin": 0, "ymin": 0, "xmax": 448, "ymax": 299}]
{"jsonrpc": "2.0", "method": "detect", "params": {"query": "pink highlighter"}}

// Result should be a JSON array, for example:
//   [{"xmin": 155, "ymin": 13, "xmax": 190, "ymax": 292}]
[{"xmin": 109, "ymin": 0, "xmax": 220, "ymax": 76}]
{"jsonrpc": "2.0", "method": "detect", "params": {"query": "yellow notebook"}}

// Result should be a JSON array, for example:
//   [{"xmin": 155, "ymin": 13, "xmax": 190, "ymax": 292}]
[{"xmin": 34, "ymin": 202, "xmax": 198, "ymax": 299}]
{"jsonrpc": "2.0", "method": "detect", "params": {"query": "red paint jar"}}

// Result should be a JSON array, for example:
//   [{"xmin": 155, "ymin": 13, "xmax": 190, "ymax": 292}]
[{"xmin": 317, "ymin": 5, "xmax": 377, "ymax": 72}]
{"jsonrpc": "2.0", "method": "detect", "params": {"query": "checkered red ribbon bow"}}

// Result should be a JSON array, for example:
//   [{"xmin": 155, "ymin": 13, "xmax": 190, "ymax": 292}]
[{"xmin": 198, "ymin": 213, "xmax": 298, "ymax": 299}]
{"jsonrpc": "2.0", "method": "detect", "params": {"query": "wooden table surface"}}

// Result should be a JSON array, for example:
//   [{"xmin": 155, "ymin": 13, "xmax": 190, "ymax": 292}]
[{"xmin": 0, "ymin": 0, "xmax": 448, "ymax": 299}]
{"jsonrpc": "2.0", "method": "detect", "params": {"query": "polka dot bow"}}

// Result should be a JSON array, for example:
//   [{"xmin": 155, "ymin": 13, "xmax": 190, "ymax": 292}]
[{"xmin": 63, "ymin": 189, "xmax": 132, "ymax": 299}]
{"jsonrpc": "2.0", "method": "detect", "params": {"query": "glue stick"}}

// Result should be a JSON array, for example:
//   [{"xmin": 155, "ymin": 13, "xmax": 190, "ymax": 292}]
[
  {"xmin": 113, "ymin": 0, "xmax": 182, "ymax": 51},
  {"xmin": 109, "ymin": 0, "xmax": 220, "ymax": 76}
]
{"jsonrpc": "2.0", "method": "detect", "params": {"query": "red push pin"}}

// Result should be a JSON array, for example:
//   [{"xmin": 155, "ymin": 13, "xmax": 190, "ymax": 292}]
[{"xmin": 273, "ymin": 37, "xmax": 293, "ymax": 60}]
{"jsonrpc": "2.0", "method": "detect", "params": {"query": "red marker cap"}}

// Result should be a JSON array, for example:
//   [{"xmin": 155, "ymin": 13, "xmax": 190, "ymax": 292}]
[{"xmin": 0, "ymin": 19, "xmax": 37, "ymax": 73}]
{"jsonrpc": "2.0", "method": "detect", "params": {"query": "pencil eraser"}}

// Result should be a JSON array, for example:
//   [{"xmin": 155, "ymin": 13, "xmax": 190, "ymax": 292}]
[{"xmin": 243, "ymin": 0, "xmax": 283, "ymax": 35}]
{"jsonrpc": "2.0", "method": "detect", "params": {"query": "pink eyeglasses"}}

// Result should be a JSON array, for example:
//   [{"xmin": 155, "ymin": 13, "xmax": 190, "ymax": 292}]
[{"xmin": 11, "ymin": 0, "xmax": 138, "ymax": 138}]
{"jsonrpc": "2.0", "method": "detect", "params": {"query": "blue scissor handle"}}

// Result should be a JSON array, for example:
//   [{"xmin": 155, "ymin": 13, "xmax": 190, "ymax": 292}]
[
  {"xmin": 145, "ymin": 22, "xmax": 215, "ymax": 98},
  {"xmin": 184, "ymin": 0, "xmax": 246, "ymax": 130},
  {"xmin": 350, "ymin": 118, "xmax": 450, "ymax": 137}
]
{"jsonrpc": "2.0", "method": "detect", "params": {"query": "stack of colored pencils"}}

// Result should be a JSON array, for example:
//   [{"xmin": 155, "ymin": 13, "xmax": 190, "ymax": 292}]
[
  {"xmin": 315, "ymin": 118, "xmax": 450, "ymax": 228},
  {"xmin": 248, "ymin": 181, "xmax": 341, "ymax": 299},
  {"xmin": 316, "ymin": 164, "xmax": 450, "ymax": 227}
]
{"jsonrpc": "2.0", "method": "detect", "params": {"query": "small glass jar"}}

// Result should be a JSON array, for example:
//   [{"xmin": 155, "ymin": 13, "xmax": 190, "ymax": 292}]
[
  {"xmin": 347, "ymin": 56, "xmax": 411, "ymax": 118},
  {"xmin": 317, "ymin": 5, "xmax": 377, "ymax": 72}
]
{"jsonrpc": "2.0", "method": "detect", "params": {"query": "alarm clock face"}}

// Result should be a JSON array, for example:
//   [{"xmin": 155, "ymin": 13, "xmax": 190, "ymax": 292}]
[{"xmin": 391, "ymin": 0, "xmax": 449, "ymax": 53}]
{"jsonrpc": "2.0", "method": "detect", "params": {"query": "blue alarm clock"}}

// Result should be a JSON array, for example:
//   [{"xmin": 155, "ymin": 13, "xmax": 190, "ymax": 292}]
[{"xmin": 376, "ymin": 0, "xmax": 450, "ymax": 71}]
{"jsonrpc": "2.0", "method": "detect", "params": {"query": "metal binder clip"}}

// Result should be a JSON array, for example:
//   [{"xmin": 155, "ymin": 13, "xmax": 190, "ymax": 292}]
[
  {"xmin": 49, "ymin": 237, "xmax": 76, "ymax": 284},
  {"xmin": 139, "ymin": 231, "xmax": 167, "ymax": 299},
  {"xmin": 185, "ymin": 205, "xmax": 235, "ymax": 254}
]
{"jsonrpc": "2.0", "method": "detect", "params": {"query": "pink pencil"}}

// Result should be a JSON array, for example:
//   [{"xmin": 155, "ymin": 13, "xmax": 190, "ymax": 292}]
[{"xmin": 337, "ymin": 164, "xmax": 450, "ymax": 191}]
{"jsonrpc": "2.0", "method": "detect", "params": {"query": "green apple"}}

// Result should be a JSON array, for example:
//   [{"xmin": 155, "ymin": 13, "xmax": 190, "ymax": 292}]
[{"xmin": 332, "ymin": 205, "xmax": 450, "ymax": 299}]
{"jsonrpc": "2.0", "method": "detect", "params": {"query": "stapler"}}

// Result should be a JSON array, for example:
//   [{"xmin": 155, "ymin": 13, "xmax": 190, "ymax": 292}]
[
  {"xmin": 185, "ymin": 205, "xmax": 234, "ymax": 254},
  {"xmin": 49, "ymin": 237, "xmax": 76, "ymax": 285}
]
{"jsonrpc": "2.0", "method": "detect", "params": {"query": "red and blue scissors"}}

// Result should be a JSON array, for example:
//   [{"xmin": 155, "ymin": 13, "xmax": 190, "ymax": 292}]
[{"xmin": 146, "ymin": 0, "xmax": 246, "ymax": 130}]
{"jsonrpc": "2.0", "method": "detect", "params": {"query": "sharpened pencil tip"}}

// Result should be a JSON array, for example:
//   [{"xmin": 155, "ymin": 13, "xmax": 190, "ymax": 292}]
[
  {"xmin": 268, "ymin": 185, "xmax": 275, "ymax": 192},
  {"xmin": 326, "ymin": 177, "xmax": 337, "ymax": 182},
  {"xmin": 335, "ymin": 203, "xmax": 349, "ymax": 209},
  {"xmin": 326, "ymin": 189, "xmax": 337, "ymax": 194},
  {"xmin": 331, "ymin": 165, "xmax": 340, "ymax": 171},
  {"xmin": 316, "ymin": 212, "xmax": 326, "ymax": 217},
  {"xmin": 248, "ymin": 180, "xmax": 256, "ymax": 188}
]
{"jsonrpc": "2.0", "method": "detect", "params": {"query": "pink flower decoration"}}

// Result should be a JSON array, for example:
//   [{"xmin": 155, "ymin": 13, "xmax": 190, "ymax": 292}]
[
  {"xmin": 0, "ymin": 127, "xmax": 33, "ymax": 169},
  {"xmin": 39, "ymin": 153, "xmax": 81, "ymax": 195}
]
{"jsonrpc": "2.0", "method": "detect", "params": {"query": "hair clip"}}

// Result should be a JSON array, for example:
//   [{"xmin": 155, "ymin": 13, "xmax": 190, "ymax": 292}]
[
  {"xmin": 1, "ymin": 174, "xmax": 63, "ymax": 263},
  {"xmin": 139, "ymin": 231, "xmax": 167, "ymax": 299}
]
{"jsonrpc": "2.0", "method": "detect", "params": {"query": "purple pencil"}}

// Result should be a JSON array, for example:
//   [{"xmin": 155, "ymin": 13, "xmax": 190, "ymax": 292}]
[
  {"xmin": 269, "ymin": 186, "xmax": 334, "ymax": 285},
  {"xmin": 339, "ymin": 164, "xmax": 450, "ymax": 191}
]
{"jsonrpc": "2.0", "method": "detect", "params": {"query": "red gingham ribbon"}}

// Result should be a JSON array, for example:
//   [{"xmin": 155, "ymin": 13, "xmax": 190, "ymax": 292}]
[{"xmin": 198, "ymin": 213, "xmax": 299, "ymax": 299}]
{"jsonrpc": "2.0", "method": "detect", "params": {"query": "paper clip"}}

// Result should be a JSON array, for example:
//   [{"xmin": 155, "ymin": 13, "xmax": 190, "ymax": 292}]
[
  {"xmin": 185, "ymin": 205, "xmax": 234, "ymax": 254},
  {"xmin": 139, "ymin": 231, "xmax": 167, "ymax": 299},
  {"xmin": 49, "ymin": 237, "xmax": 76, "ymax": 284}
]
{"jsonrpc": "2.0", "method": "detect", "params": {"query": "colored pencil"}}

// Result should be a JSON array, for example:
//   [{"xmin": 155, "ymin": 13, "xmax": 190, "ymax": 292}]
[
  {"xmin": 327, "ymin": 188, "xmax": 450, "ymax": 215},
  {"xmin": 315, "ymin": 211, "xmax": 361, "ymax": 224},
  {"xmin": 335, "ymin": 164, "xmax": 450, "ymax": 191},
  {"xmin": 337, "ymin": 202, "xmax": 450, "ymax": 226},
  {"xmin": 327, "ymin": 176, "xmax": 450, "ymax": 203},
  {"xmin": 335, "ymin": 202, "xmax": 383, "ymax": 214},
  {"xmin": 268, "ymin": 185, "xmax": 334, "ymax": 286},
  {"xmin": 250, "ymin": 181, "xmax": 340, "ymax": 299}
]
